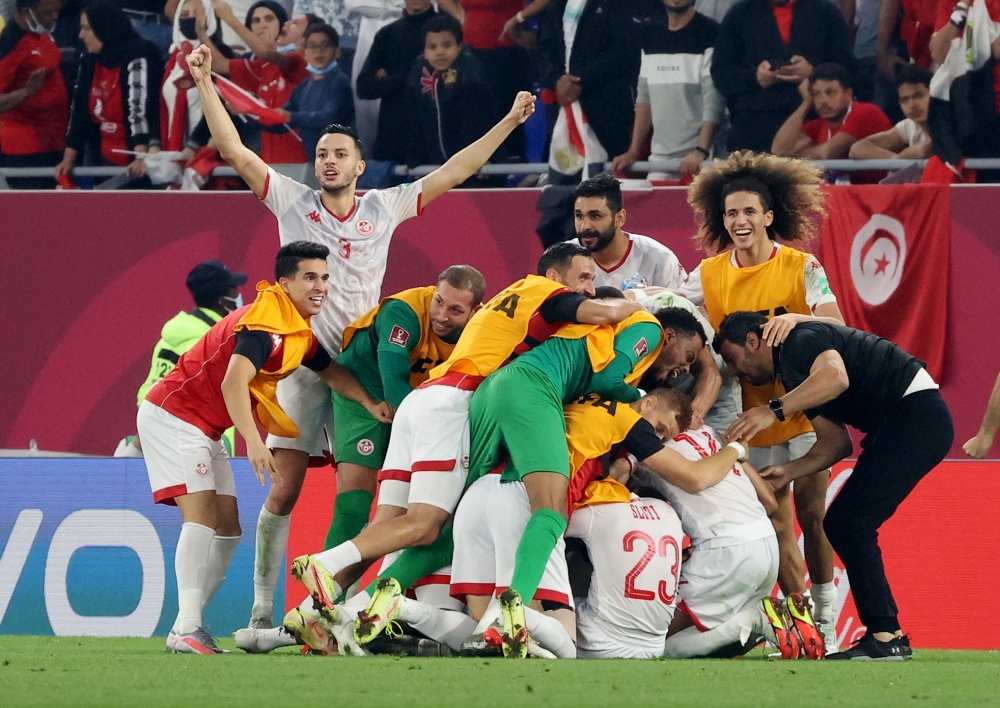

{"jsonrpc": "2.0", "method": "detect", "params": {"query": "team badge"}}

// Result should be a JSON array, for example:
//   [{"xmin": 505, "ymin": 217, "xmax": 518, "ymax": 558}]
[
  {"xmin": 443, "ymin": 68, "xmax": 458, "ymax": 85},
  {"xmin": 195, "ymin": 461, "xmax": 209, "ymax": 477},
  {"xmin": 633, "ymin": 337, "xmax": 648, "ymax": 358},
  {"xmin": 388, "ymin": 325, "xmax": 410, "ymax": 347},
  {"xmin": 357, "ymin": 439, "xmax": 375, "ymax": 456},
  {"xmin": 460, "ymin": 455, "xmax": 469, "ymax": 470},
  {"xmin": 356, "ymin": 219, "xmax": 374, "ymax": 236}
]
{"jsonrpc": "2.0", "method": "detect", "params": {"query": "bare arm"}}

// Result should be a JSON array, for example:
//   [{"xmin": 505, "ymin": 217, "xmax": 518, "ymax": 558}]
[
  {"xmin": 771, "ymin": 100, "xmax": 814, "ymax": 157},
  {"xmin": 876, "ymin": 0, "xmax": 906, "ymax": 79},
  {"xmin": 574, "ymin": 298, "xmax": 644, "ymax": 325},
  {"xmin": 690, "ymin": 344, "xmax": 722, "ymax": 427},
  {"xmin": 221, "ymin": 354, "xmax": 280, "ymax": 485},
  {"xmin": 760, "ymin": 305, "xmax": 845, "ymax": 346},
  {"xmin": 741, "ymin": 459, "xmax": 779, "ymax": 516},
  {"xmin": 641, "ymin": 445, "xmax": 742, "ymax": 495},
  {"xmin": 213, "ymin": 0, "xmax": 289, "ymax": 67},
  {"xmin": 760, "ymin": 416, "xmax": 852, "ymax": 490},
  {"xmin": 315, "ymin": 359, "xmax": 394, "ymax": 424},
  {"xmin": 964, "ymin": 372, "xmax": 1000, "ymax": 458},
  {"xmin": 419, "ymin": 91, "xmax": 536, "ymax": 207},
  {"xmin": 611, "ymin": 102, "xmax": 653, "ymax": 173},
  {"xmin": 801, "ymin": 131, "xmax": 858, "ymax": 160},
  {"xmin": 848, "ymin": 127, "xmax": 909, "ymax": 159},
  {"xmin": 437, "ymin": 0, "xmax": 466, "ymax": 24},
  {"xmin": 930, "ymin": 20, "xmax": 960, "ymax": 65},
  {"xmin": 187, "ymin": 44, "xmax": 269, "ymax": 196},
  {"xmin": 0, "ymin": 68, "xmax": 45, "ymax": 114}
]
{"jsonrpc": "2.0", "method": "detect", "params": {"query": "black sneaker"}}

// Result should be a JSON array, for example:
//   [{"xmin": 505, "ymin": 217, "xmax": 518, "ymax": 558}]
[{"xmin": 826, "ymin": 633, "xmax": 911, "ymax": 661}]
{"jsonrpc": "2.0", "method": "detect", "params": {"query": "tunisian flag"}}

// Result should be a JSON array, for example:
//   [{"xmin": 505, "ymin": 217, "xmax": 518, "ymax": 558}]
[
  {"xmin": 817, "ymin": 184, "xmax": 949, "ymax": 380},
  {"xmin": 211, "ymin": 73, "xmax": 289, "ymax": 127}
]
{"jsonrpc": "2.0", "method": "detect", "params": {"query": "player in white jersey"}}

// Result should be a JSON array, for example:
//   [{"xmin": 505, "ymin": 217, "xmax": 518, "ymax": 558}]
[
  {"xmin": 574, "ymin": 174, "xmax": 687, "ymax": 292},
  {"xmin": 186, "ymin": 43, "xmax": 539, "ymax": 633},
  {"xmin": 567, "ymin": 493, "xmax": 684, "ymax": 659}
]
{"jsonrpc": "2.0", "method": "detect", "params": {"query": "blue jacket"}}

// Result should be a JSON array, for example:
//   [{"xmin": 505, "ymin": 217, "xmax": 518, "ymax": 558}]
[{"xmin": 284, "ymin": 65, "xmax": 355, "ymax": 160}]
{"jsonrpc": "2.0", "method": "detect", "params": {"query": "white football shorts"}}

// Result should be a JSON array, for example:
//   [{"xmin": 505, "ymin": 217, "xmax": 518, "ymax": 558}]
[
  {"xmin": 575, "ymin": 604, "xmax": 664, "ymax": 659},
  {"xmin": 265, "ymin": 367, "xmax": 334, "ymax": 459}
]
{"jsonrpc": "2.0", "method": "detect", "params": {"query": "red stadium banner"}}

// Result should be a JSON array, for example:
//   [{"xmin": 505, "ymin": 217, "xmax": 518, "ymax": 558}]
[{"xmin": 817, "ymin": 185, "xmax": 949, "ymax": 379}]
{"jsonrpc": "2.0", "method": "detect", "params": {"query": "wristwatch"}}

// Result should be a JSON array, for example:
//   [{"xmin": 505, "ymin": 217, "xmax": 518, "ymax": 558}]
[{"xmin": 768, "ymin": 398, "xmax": 786, "ymax": 422}]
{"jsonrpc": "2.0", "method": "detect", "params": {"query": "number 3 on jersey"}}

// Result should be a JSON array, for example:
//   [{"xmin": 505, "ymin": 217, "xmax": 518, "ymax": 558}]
[
  {"xmin": 623, "ymin": 530, "xmax": 680, "ymax": 604},
  {"xmin": 337, "ymin": 238, "xmax": 351, "ymax": 259}
]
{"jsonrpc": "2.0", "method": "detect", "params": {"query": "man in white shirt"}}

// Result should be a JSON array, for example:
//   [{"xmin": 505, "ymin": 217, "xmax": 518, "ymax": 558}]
[
  {"xmin": 848, "ymin": 65, "xmax": 933, "ymax": 161},
  {"xmin": 574, "ymin": 174, "xmax": 688, "ymax": 292},
  {"xmin": 185, "ymin": 43, "xmax": 538, "ymax": 638}
]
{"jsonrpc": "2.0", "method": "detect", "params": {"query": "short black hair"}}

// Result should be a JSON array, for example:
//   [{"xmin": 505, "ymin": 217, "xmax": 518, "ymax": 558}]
[
  {"xmin": 304, "ymin": 21, "xmax": 339, "ymax": 47},
  {"xmin": 654, "ymin": 307, "xmax": 707, "ymax": 345},
  {"xmin": 896, "ymin": 64, "xmax": 932, "ymax": 89},
  {"xmin": 713, "ymin": 311, "xmax": 768, "ymax": 355},
  {"xmin": 423, "ymin": 13, "xmax": 462, "ymax": 44},
  {"xmin": 594, "ymin": 286, "xmax": 625, "ymax": 299},
  {"xmin": 275, "ymin": 241, "xmax": 330, "ymax": 280},
  {"xmin": 811, "ymin": 62, "xmax": 852, "ymax": 90},
  {"xmin": 573, "ymin": 174, "xmax": 623, "ymax": 213},
  {"xmin": 536, "ymin": 241, "xmax": 591, "ymax": 276},
  {"xmin": 321, "ymin": 123, "xmax": 364, "ymax": 156}
]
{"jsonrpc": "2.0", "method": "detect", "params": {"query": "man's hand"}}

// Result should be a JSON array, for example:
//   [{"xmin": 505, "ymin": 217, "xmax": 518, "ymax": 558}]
[
  {"xmin": 187, "ymin": 44, "xmax": 213, "ymax": 82},
  {"xmin": 24, "ymin": 67, "xmax": 47, "ymax": 96},
  {"xmin": 759, "ymin": 464, "xmax": 792, "ymax": 492},
  {"xmin": 275, "ymin": 108, "xmax": 291, "ymax": 121},
  {"xmin": 365, "ymin": 400, "xmax": 395, "ymax": 424},
  {"xmin": 690, "ymin": 407, "xmax": 705, "ymax": 430},
  {"xmin": 609, "ymin": 457, "xmax": 632, "ymax": 484},
  {"xmin": 796, "ymin": 77, "xmax": 812, "ymax": 105},
  {"xmin": 756, "ymin": 60, "xmax": 778, "ymax": 88},
  {"xmin": 776, "ymin": 55, "xmax": 813, "ymax": 83},
  {"xmin": 505, "ymin": 90, "xmax": 536, "ymax": 124},
  {"xmin": 211, "ymin": 0, "xmax": 237, "ymax": 23},
  {"xmin": 611, "ymin": 148, "xmax": 639, "ymax": 175},
  {"xmin": 247, "ymin": 438, "xmax": 281, "ymax": 486},
  {"xmin": 876, "ymin": 50, "xmax": 905, "ymax": 82},
  {"xmin": 499, "ymin": 15, "xmax": 520, "ymax": 41},
  {"xmin": 555, "ymin": 74, "xmax": 581, "ymax": 105},
  {"xmin": 761, "ymin": 312, "xmax": 809, "ymax": 346},
  {"xmin": 726, "ymin": 405, "xmax": 778, "ymax": 443},
  {"xmin": 963, "ymin": 433, "xmax": 994, "ymax": 459},
  {"xmin": 376, "ymin": 68, "xmax": 387, "ymax": 79},
  {"xmin": 679, "ymin": 149, "xmax": 705, "ymax": 176},
  {"xmin": 126, "ymin": 157, "xmax": 148, "ymax": 178}
]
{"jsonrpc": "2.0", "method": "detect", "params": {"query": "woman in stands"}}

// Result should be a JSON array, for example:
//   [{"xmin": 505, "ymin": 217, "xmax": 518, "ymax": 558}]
[
  {"xmin": 0, "ymin": 0, "xmax": 68, "ymax": 188},
  {"xmin": 56, "ymin": 0, "xmax": 163, "ymax": 185}
]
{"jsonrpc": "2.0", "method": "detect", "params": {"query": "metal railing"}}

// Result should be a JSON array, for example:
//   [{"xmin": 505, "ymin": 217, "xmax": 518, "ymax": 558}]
[{"xmin": 5, "ymin": 158, "xmax": 1000, "ymax": 189}]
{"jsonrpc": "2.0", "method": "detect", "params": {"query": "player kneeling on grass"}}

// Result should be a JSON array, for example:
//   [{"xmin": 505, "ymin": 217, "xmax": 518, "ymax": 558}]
[{"xmin": 138, "ymin": 242, "xmax": 391, "ymax": 655}]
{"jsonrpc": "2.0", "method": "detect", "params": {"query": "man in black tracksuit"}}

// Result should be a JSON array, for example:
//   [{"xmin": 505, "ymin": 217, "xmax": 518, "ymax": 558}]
[
  {"xmin": 716, "ymin": 313, "xmax": 953, "ymax": 661},
  {"xmin": 710, "ymin": 0, "xmax": 856, "ymax": 153}
]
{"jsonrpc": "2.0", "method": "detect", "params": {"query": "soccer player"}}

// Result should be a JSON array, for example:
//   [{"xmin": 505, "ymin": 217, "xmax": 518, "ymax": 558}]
[
  {"xmin": 137, "ymin": 242, "xmax": 391, "ymax": 654},
  {"xmin": 185, "ymin": 43, "xmax": 537, "ymax": 631},
  {"xmin": 575, "ymin": 174, "xmax": 687, "ymax": 292},
  {"xmin": 287, "ymin": 242, "xmax": 645, "ymax": 651},
  {"xmin": 717, "ymin": 312, "xmax": 953, "ymax": 660},
  {"xmin": 463, "ymin": 306, "xmax": 727, "ymax": 657},
  {"xmin": 679, "ymin": 151, "xmax": 844, "ymax": 650}
]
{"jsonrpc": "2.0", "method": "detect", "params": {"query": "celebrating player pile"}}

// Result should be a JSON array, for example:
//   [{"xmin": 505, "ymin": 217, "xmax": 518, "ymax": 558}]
[{"xmin": 151, "ymin": 55, "xmax": 951, "ymax": 661}]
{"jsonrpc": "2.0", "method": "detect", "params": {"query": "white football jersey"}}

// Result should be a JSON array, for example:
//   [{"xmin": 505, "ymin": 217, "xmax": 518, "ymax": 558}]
[
  {"xmin": 567, "ymin": 496, "xmax": 684, "ymax": 653},
  {"xmin": 261, "ymin": 167, "xmax": 424, "ymax": 353},
  {"xmin": 593, "ymin": 232, "xmax": 687, "ymax": 291},
  {"xmin": 653, "ymin": 426, "xmax": 774, "ymax": 549}
]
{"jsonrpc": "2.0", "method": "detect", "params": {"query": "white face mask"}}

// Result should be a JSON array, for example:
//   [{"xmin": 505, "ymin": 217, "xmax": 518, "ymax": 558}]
[
  {"xmin": 26, "ymin": 8, "xmax": 55, "ymax": 36},
  {"xmin": 221, "ymin": 293, "xmax": 244, "ymax": 311}
]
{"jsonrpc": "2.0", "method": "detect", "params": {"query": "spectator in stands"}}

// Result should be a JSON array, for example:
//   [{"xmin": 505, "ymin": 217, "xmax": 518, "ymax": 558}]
[
  {"xmin": 0, "ymin": 0, "xmax": 68, "ymax": 189},
  {"xmin": 355, "ymin": 0, "xmax": 437, "ymax": 163},
  {"xmin": 611, "ymin": 0, "xmax": 721, "ymax": 184},
  {"xmin": 711, "ymin": 0, "xmax": 856, "ymax": 153},
  {"xmin": 291, "ymin": 0, "xmax": 358, "ymax": 66},
  {"xmin": 122, "ymin": 0, "xmax": 173, "ymax": 59},
  {"xmin": 771, "ymin": 62, "xmax": 890, "ymax": 160},
  {"xmin": 204, "ymin": 0, "xmax": 310, "ymax": 163},
  {"xmin": 849, "ymin": 64, "xmax": 932, "ymax": 160},
  {"xmin": 405, "ymin": 13, "xmax": 494, "ymax": 168},
  {"xmin": 276, "ymin": 12, "xmax": 319, "ymax": 50},
  {"xmin": 536, "ymin": 0, "xmax": 645, "ymax": 175},
  {"xmin": 57, "ymin": 0, "xmax": 163, "ymax": 183},
  {"xmin": 277, "ymin": 22, "xmax": 353, "ymax": 158}
]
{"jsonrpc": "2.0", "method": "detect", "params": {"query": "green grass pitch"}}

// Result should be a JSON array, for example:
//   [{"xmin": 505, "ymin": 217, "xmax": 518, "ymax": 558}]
[{"xmin": 1, "ymin": 637, "xmax": 998, "ymax": 707}]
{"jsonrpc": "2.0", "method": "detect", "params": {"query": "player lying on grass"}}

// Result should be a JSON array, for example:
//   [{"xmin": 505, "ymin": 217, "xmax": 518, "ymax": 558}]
[{"xmin": 137, "ymin": 242, "xmax": 391, "ymax": 655}]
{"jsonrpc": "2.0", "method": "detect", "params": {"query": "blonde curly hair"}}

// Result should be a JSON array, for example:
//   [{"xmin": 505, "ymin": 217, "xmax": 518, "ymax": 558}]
[{"xmin": 687, "ymin": 151, "xmax": 826, "ymax": 251}]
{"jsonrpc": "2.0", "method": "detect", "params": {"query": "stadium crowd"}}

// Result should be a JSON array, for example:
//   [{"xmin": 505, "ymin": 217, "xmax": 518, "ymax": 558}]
[{"xmin": 2, "ymin": 0, "xmax": 997, "ymax": 188}]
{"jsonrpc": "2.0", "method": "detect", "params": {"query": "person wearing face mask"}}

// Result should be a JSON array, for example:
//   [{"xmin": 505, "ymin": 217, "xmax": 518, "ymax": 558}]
[
  {"xmin": 0, "ymin": 0, "xmax": 68, "ymax": 188},
  {"xmin": 56, "ymin": 0, "xmax": 163, "ymax": 184},
  {"xmin": 200, "ymin": 0, "xmax": 310, "ymax": 163},
  {"xmin": 275, "ymin": 22, "xmax": 352, "ymax": 159},
  {"xmin": 116, "ymin": 259, "xmax": 251, "ymax": 459}
]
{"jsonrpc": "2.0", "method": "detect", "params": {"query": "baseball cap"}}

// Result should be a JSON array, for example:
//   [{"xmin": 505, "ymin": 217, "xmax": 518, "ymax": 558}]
[{"xmin": 186, "ymin": 260, "xmax": 249, "ymax": 301}]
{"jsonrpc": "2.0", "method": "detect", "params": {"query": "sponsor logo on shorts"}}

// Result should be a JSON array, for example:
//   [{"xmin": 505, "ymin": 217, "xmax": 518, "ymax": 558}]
[
  {"xmin": 195, "ymin": 461, "xmax": 209, "ymax": 477},
  {"xmin": 357, "ymin": 439, "xmax": 375, "ymax": 456},
  {"xmin": 633, "ymin": 337, "xmax": 648, "ymax": 358},
  {"xmin": 356, "ymin": 219, "xmax": 374, "ymax": 236},
  {"xmin": 460, "ymin": 455, "xmax": 469, "ymax": 470},
  {"xmin": 388, "ymin": 325, "xmax": 410, "ymax": 347}
]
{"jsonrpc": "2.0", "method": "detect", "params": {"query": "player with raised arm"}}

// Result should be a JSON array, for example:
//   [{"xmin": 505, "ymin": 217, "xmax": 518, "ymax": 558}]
[
  {"xmin": 137, "ymin": 242, "xmax": 390, "ymax": 654},
  {"xmin": 963, "ymin": 370, "xmax": 1000, "ymax": 459},
  {"xmin": 679, "ymin": 151, "xmax": 844, "ymax": 650},
  {"xmin": 185, "ymin": 43, "xmax": 537, "ymax": 633}
]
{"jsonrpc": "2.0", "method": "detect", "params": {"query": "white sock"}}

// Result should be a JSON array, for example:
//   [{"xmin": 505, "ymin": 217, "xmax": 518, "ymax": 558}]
[
  {"xmin": 312, "ymin": 541, "xmax": 362, "ymax": 577},
  {"xmin": 252, "ymin": 507, "xmax": 290, "ymax": 622},
  {"xmin": 811, "ymin": 581, "xmax": 838, "ymax": 624},
  {"xmin": 662, "ymin": 608, "xmax": 761, "ymax": 659},
  {"xmin": 523, "ymin": 606, "xmax": 576, "ymax": 659},
  {"xmin": 202, "ymin": 535, "xmax": 241, "ymax": 609},
  {"xmin": 473, "ymin": 599, "xmax": 501, "ymax": 634},
  {"xmin": 173, "ymin": 522, "xmax": 215, "ymax": 634},
  {"xmin": 398, "ymin": 597, "xmax": 477, "ymax": 651}
]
